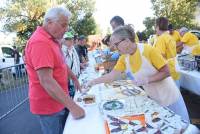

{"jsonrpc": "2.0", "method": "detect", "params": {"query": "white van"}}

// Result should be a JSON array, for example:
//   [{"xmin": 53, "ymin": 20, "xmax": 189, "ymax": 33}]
[{"xmin": 0, "ymin": 45, "xmax": 24, "ymax": 69}]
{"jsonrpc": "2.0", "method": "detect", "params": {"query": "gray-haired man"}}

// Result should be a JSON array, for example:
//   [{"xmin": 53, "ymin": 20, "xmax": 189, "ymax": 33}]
[{"xmin": 25, "ymin": 6, "xmax": 85, "ymax": 134}]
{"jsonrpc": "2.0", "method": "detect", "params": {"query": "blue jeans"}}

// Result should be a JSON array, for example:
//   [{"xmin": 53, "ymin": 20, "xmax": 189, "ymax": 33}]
[{"xmin": 37, "ymin": 109, "xmax": 69, "ymax": 134}]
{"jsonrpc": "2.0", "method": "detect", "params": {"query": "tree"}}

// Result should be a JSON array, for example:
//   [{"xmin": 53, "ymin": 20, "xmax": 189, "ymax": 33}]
[
  {"xmin": 151, "ymin": 0, "xmax": 200, "ymax": 29},
  {"xmin": 142, "ymin": 17, "xmax": 155, "ymax": 39},
  {"xmin": 106, "ymin": 27, "xmax": 111, "ymax": 35},
  {"xmin": 0, "ymin": 0, "xmax": 48, "ymax": 46},
  {"xmin": 73, "ymin": 13, "xmax": 97, "ymax": 36},
  {"xmin": 59, "ymin": 0, "xmax": 96, "ymax": 36},
  {"xmin": 0, "ymin": 0, "xmax": 96, "ymax": 48}
]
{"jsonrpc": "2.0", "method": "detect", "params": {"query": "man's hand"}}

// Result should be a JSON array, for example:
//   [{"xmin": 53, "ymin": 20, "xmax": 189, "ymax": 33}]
[
  {"xmin": 70, "ymin": 104, "xmax": 85, "ymax": 119},
  {"xmin": 80, "ymin": 63, "xmax": 86, "ymax": 69},
  {"xmin": 73, "ymin": 78, "xmax": 81, "ymax": 92}
]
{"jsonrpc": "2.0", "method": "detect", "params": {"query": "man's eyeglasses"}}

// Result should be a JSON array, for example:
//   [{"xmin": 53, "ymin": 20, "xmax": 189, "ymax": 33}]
[
  {"xmin": 55, "ymin": 21, "xmax": 68, "ymax": 29},
  {"xmin": 113, "ymin": 39, "xmax": 125, "ymax": 47}
]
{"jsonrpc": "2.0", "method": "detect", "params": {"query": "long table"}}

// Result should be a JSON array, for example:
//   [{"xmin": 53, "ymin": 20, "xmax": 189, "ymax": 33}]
[
  {"xmin": 180, "ymin": 70, "xmax": 200, "ymax": 95},
  {"xmin": 63, "ymin": 52, "xmax": 200, "ymax": 134}
]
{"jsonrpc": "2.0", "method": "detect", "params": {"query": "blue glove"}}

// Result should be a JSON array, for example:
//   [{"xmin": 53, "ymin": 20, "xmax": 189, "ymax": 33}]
[
  {"xmin": 111, "ymin": 52, "xmax": 120, "ymax": 60},
  {"xmin": 126, "ymin": 72, "xmax": 134, "ymax": 80},
  {"xmin": 102, "ymin": 48, "xmax": 110, "ymax": 55}
]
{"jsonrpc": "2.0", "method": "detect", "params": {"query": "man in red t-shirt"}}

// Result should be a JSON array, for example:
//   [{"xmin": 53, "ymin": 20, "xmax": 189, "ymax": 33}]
[{"xmin": 25, "ymin": 6, "xmax": 85, "ymax": 134}]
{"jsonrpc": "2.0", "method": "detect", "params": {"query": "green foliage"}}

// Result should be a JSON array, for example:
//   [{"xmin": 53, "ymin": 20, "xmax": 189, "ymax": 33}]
[
  {"xmin": 0, "ymin": 0, "xmax": 97, "ymax": 47},
  {"xmin": 0, "ymin": 0, "xmax": 47, "ymax": 46},
  {"xmin": 60, "ymin": 0, "xmax": 96, "ymax": 35},
  {"xmin": 142, "ymin": 17, "xmax": 155, "ymax": 39},
  {"xmin": 106, "ymin": 27, "xmax": 111, "ymax": 35},
  {"xmin": 143, "ymin": 0, "xmax": 200, "ymax": 39},
  {"xmin": 73, "ymin": 13, "xmax": 97, "ymax": 36},
  {"xmin": 151, "ymin": 0, "xmax": 200, "ymax": 29}
]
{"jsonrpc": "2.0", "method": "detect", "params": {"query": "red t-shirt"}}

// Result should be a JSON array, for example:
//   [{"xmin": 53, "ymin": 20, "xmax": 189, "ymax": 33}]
[{"xmin": 25, "ymin": 26, "xmax": 69, "ymax": 115}]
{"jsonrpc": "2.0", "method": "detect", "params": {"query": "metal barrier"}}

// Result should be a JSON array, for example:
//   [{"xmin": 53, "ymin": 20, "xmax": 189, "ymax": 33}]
[{"xmin": 0, "ymin": 64, "xmax": 28, "ymax": 120}]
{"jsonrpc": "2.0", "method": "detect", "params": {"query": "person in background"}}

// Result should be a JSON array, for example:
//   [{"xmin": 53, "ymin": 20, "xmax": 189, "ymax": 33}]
[
  {"xmin": 137, "ymin": 32, "xmax": 146, "ymax": 43},
  {"xmin": 154, "ymin": 17, "xmax": 180, "ymax": 88},
  {"xmin": 12, "ymin": 46, "xmax": 21, "ymax": 78},
  {"xmin": 73, "ymin": 34, "xmax": 79, "ymax": 45},
  {"xmin": 101, "ymin": 35, "xmax": 120, "ymax": 61},
  {"xmin": 192, "ymin": 45, "xmax": 200, "ymax": 56},
  {"xmin": 110, "ymin": 16, "xmax": 139, "ymax": 43},
  {"xmin": 109, "ymin": 15, "xmax": 138, "ymax": 60},
  {"xmin": 168, "ymin": 24, "xmax": 182, "ymax": 53},
  {"xmin": 75, "ymin": 35, "xmax": 88, "ymax": 64},
  {"xmin": 25, "ymin": 6, "xmax": 85, "ymax": 134},
  {"xmin": 62, "ymin": 32, "xmax": 81, "ymax": 98},
  {"xmin": 148, "ymin": 34, "xmax": 158, "ymax": 46},
  {"xmin": 178, "ymin": 27, "xmax": 199, "ymax": 54},
  {"xmin": 13, "ymin": 46, "xmax": 20, "ymax": 64},
  {"xmin": 84, "ymin": 24, "xmax": 189, "ymax": 122}
]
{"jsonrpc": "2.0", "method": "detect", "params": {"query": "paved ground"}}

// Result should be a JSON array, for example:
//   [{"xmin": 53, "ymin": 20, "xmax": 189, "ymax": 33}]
[
  {"xmin": 0, "ymin": 89, "xmax": 199, "ymax": 134},
  {"xmin": 0, "ymin": 100, "xmax": 42, "ymax": 134},
  {"xmin": 182, "ymin": 90, "xmax": 200, "ymax": 128}
]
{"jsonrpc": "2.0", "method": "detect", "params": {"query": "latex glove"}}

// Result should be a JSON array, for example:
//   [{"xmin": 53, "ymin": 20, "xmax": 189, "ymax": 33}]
[{"xmin": 132, "ymin": 77, "xmax": 149, "ymax": 86}]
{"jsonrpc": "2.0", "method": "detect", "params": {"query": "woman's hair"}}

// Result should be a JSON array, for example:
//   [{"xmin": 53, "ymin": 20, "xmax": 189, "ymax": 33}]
[
  {"xmin": 102, "ymin": 35, "xmax": 111, "ymax": 46},
  {"xmin": 111, "ymin": 24, "xmax": 135, "ymax": 43},
  {"xmin": 156, "ymin": 17, "xmax": 169, "ymax": 31},
  {"xmin": 43, "ymin": 6, "xmax": 71, "ymax": 25},
  {"xmin": 179, "ymin": 27, "xmax": 189, "ymax": 33}
]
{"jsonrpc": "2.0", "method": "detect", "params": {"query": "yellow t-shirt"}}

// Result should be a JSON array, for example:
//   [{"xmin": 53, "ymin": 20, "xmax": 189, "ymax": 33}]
[
  {"xmin": 135, "ymin": 33, "xmax": 139, "ymax": 43},
  {"xmin": 149, "ymin": 35, "xmax": 158, "ymax": 46},
  {"xmin": 154, "ymin": 32, "xmax": 180, "ymax": 80},
  {"xmin": 192, "ymin": 45, "xmax": 200, "ymax": 56},
  {"xmin": 114, "ymin": 44, "xmax": 166, "ymax": 73},
  {"xmin": 170, "ymin": 30, "xmax": 182, "ymax": 54},
  {"xmin": 171, "ymin": 30, "xmax": 181, "ymax": 43},
  {"xmin": 181, "ymin": 32, "xmax": 199, "ymax": 47}
]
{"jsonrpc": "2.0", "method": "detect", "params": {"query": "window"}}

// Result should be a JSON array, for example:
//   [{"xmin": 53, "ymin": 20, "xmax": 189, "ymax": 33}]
[{"xmin": 1, "ymin": 47, "xmax": 14, "ymax": 58}]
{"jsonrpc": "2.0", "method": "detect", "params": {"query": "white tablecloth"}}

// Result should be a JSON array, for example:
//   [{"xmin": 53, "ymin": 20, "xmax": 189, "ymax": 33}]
[
  {"xmin": 180, "ymin": 70, "xmax": 200, "ymax": 95},
  {"xmin": 63, "ymin": 86, "xmax": 106, "ymax": 134}
]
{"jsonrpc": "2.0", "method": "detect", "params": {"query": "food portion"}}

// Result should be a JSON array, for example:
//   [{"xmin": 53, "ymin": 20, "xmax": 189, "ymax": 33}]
[{"xmin": 83, "ymin": 95, "xmax": 96, "ymax": 104}]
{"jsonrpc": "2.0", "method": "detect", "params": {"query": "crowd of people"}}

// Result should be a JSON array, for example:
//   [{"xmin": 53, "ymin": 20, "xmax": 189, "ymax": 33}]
[{"xmin": 23, "ymin": 5, "xmax": 200, "ymax": 134}]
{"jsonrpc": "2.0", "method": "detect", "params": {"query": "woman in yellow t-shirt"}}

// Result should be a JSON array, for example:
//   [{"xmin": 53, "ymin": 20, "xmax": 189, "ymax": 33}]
[
  {"xmin": 178, "ymin": 27, "xmax": 199, "ymax": 53},
  {"xmin": 85, "ymin": 24, "xmax": 189, "ymax": 122},
  {"xmin": 154, "ymin": 17, "xmax": 180, "ymax": 87},
  {"xmin": 192, "ymin": 45, "xmax": 200, "ymax": 56},
  {"xmin": 168, "ymin": 24, "xmax": 182, "ymax": 53}
]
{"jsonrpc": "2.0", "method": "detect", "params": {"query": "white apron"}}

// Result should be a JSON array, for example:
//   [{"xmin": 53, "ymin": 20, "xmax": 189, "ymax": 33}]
[
  {"xmin": 182, "ymin": 44, "xmax": 196, "ymax": 54},
  {"xmin": 125, "ymin": 44, "xmax": 180, "ymax": 106}
]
